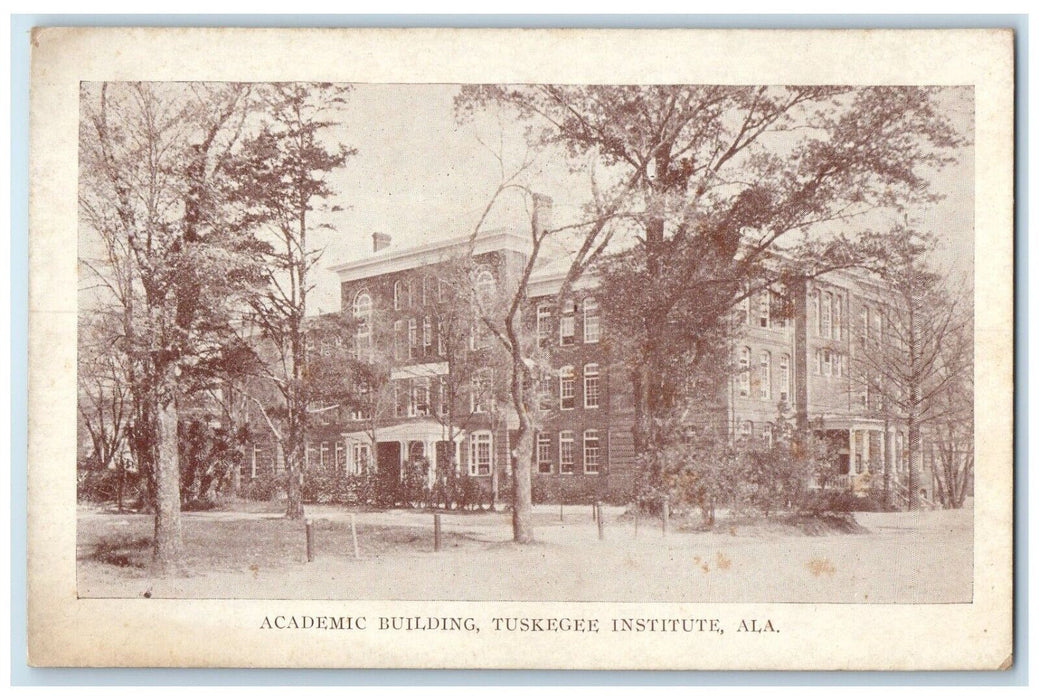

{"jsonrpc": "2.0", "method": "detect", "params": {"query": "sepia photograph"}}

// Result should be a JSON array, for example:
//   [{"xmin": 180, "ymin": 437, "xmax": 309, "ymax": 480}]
[
  {"xmin": 27, "ymin": 27, "xmax": 1013, "ymax": 669},
  {"xmin": 75, "ymin": 80, "xmax": 977, "ymax": 604}
]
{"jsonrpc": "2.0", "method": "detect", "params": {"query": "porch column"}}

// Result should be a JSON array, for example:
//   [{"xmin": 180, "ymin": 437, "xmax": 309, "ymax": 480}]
[
  {"xmin": 862, "ymin": 430, "xmax": 871, "ymax": 473},
  {"xmin": 848, "ymin": 428, "xmax": 856, "ymax": 478}
]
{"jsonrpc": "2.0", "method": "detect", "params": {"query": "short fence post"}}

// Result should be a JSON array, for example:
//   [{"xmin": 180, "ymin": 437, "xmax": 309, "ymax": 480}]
[
  {"xmin": 662, "ymin": 497, "xmax": 670, "ymax": 538},
  {"xmin": 350, "ymin": 513, "xmax": 360, "ymax": 559},
  {"xmin": 434, "ymin": 512, "xmax": 443, "ymax": 552},
  {"xmin": 592, "ymin": 501, "xmax": 597, "ymax": 522},
  {"xmin": 634, "ymin": 499, "xmax": 640, "ymax": 539},
  {"xmin": 305, "ymin": 519, "xmax": 314, "ymax": 562},
  {"xmin": 596, "ymin": 502, "xmax": 604, "ymax": 540}
]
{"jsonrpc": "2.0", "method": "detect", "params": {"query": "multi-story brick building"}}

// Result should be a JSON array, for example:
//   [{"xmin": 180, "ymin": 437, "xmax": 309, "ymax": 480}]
[{"xmin": 242, "ymin": 216, "xmax": 927, "ymax": 505}]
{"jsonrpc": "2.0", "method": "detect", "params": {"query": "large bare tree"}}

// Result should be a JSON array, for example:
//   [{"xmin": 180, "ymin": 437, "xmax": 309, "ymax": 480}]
[
  {"xmin": 79, "ymin": 82, "xmax": 257, "ymax": 571},
  {"xmin": 459, "ymin": 85, "xmax": 967, "ymax": 503}
]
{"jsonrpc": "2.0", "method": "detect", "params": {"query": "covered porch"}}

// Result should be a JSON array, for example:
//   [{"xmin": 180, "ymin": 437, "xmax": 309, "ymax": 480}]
[{"xmin": 811, "ymin": 418, "xmax": 903, "ymax": 493}]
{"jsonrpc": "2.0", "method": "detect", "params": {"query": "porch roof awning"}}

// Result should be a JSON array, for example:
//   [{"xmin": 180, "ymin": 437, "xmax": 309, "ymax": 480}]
[{"xmin": 339, "ymin": 420, "xmax": 465, "ymax": 445}]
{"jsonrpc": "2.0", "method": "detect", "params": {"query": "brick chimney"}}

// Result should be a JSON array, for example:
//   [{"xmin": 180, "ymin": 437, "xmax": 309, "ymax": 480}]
[
  {"xmin": 532, "ymin": 193, "xmax": 553, "ymax": 236},
  {"xmin": 372, "ymin": 232, "xmax": 392, "ymax": 253}
]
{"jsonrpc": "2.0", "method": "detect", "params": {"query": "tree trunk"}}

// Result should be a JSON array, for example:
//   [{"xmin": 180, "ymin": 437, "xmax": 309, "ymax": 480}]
[
  {"xmin": 153, "ymin": 386, "xmax": 184, "ymax": 573},
  {"xmin": 907, "ymin": 415, "xmax": 920, "ymax": 511},
  {"xmin": 509, "ymin": 356, "xmax": 534, "ymax": 543},
  {"xmin": 511, "ymin": 429, "xmax": 534, "ymax": 543},
  {"xmin": 882, "ymin": 417, "xmax": 891, "ymax": 509},
  {"xmin": 285, "ymin": 442, "xmax": 304, "ymax": 519}
]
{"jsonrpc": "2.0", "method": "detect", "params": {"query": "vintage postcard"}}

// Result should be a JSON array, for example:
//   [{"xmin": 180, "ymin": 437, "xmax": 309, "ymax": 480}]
[{"xmin": 27, "ymin": 27, "xmax": 1013, "ymax": 669}]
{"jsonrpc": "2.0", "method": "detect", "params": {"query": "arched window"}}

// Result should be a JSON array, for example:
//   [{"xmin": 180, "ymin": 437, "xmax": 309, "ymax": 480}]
[
  {"xmin": 474, "ymin": 267, "xmax": 496, "ymax": 302},
  {"xmin": 393, "ymin": 280, "xmax": 406, "ymax": 310},
  {"xmin": 759, "ymin": 351, "xmax": 771, "ymax": 400},
  {"xmin": 779, "ymin": 354, "xmax": 791, "ymax": 403},
  {"xmin": 740, "ymin": 420, "xmax": 754, "ymax": 441},
  {"xmin": 583, "ymin": 297, "xmax": 600, "ymax": 343},
  {"xmin": 352, "ymin": 290, "xmax": 372, "ymax": 354},
  {"xmin": 738, "ymin": 347, "xmax": 751, "ymax": 397}
]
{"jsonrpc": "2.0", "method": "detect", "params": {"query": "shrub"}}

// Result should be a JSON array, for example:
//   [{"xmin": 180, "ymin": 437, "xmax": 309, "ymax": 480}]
[
  {"xmin": 77, "ymin": 467, "xmax": 145, "ymax": 508},
  {"xmin": 239, "ymin": 472, "xmax": 286, "ymax": 502},
  {"xmin": 799, "ymin": 490, "xmax": 891, "ymax": 515}
]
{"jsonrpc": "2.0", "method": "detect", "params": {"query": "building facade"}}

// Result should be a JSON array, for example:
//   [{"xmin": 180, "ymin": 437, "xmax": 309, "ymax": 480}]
[{"xmin": 242, "ymin": 222, "xmax": 929, "ymax": 506}]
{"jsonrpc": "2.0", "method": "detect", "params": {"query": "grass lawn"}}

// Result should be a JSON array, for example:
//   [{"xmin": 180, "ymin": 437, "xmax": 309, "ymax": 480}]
[{"xmin": 77, "ymin": 502, "xmax": 973, "ymax": 603}]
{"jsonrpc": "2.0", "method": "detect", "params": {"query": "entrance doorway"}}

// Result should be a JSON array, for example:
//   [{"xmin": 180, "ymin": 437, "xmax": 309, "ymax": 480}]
[{"xmin": 375, "ymin": 441, "xmax": 402, "ymax": 503}]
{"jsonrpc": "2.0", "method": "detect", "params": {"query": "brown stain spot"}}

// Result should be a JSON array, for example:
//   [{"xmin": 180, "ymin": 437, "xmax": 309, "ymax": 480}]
[
  {"xmin": 249, "ymin": 564, "xmax": 259, "ymax": 578},
  {"xmin": 693, "ymin": 555, "xmax": 701, "ymax": 564},
  {"xmin": 806, "ymin": 558, "xmax": 835, "ymax": 577},
  {"xmin": 701, "ymin": 563, "xmax": 710, "ymax": 573},
  {"xmin": 716, "ymin": 552, "xmax": 732, "ymax": 570}
]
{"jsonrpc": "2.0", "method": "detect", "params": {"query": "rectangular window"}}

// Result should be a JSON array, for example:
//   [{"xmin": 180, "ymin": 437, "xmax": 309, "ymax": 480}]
[
  {"xmin": 779, "ymin": 355, "xmax": 791, "ymax": 403},
  {"xmin": 408, "ymin": 318, "xmax": 419, "ymax": 359},
  {"xmin": 352, "ymin": 443, "xmax": 370, "ymax": 475},
  {"xmin": 584, "ymin": 364, "xmax": 600, "ymax": 408},
  {"xmin": 822, "ymin": 291, "xmax": 833, "ymax": 339},
  {"xmin": 771, "ymin": 290, "xmax": 787, "ymax": 329},
  {"xmin": 395, "ymin": 381, "xmax": 408, "ymax": 417},
  {"xmin": 412, "ymin": 377, "xmax": 430, "ymax": 417},
  {"xmin": 537, "ymin": 304, "xmax": 552, "ymax": 349},
  {"xmin": 737, "ymin": 294, "xmax": 750, "ymax": 325},
  {"xmin": 559, "ymin": 431, "xmax": 575, "ymax": 473},
  {"xmin": 583, "ymin": 430, "xmax": 600, "ymax": 473},
  {"xmin": 250, "ymin": 446, "xmax": 263, "ymax": 478},
  {"xmin": 823, "ymin": 349, "xmax": 832, "ymax": 377},
  {"xmin": 469, "ymin": 432, "xmax": 492, "ymax": 476},
  {"xmin": 393, "ymin": 320, "xmax": 405, "ymax": 361},
  {"xmin": 759, "ymin": 352, "xmax": 771, "ymax": 400},
  {"xmin": 738, "ymin": 347, "xmax": 751, "ymax": 397},
  {"xmin": 351, "ymin": 382, "xmax": 371, "ymax": 421},
  {"xmin": 538, "ymin": 369, "xmax": 554, "ymax": 411},
  {"xmin": 423, "ymin": 316, "xmax": 433, "ymax": 356},
  {"xmin": 471, "ymin": 369, "xmax": 493, "ymax": 414},
  {"xmin": 537, "ymin": 434, "xmax": 552, "ymax": 473},
  {"xmin": 320, "ymin": 442, "xmax": 330, "ymax": 467},
  {"xmin": 559, "ymin": 366, "xmax": 576, "ymax": 410},
  {"xmin": 437, "ymin": 376, "xmax": 450, "ymax": 417},
  {"xmin": 833, "ymin": 295, "xmax": 843, "ymax": 340},
  {"xmin": 560, "ymin": 300, "xmax": 576, "ymax": 345},
  {"xmin": 334, "ymin": 443, "xmax": 344, "ymax": 471},
  {"xmin": 583, "ymin": 297, "xmax": 600, "ymax": 343},
  {"xmin": 758, "ymin": 292, "xmax": 770, "ymax": 328}
]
